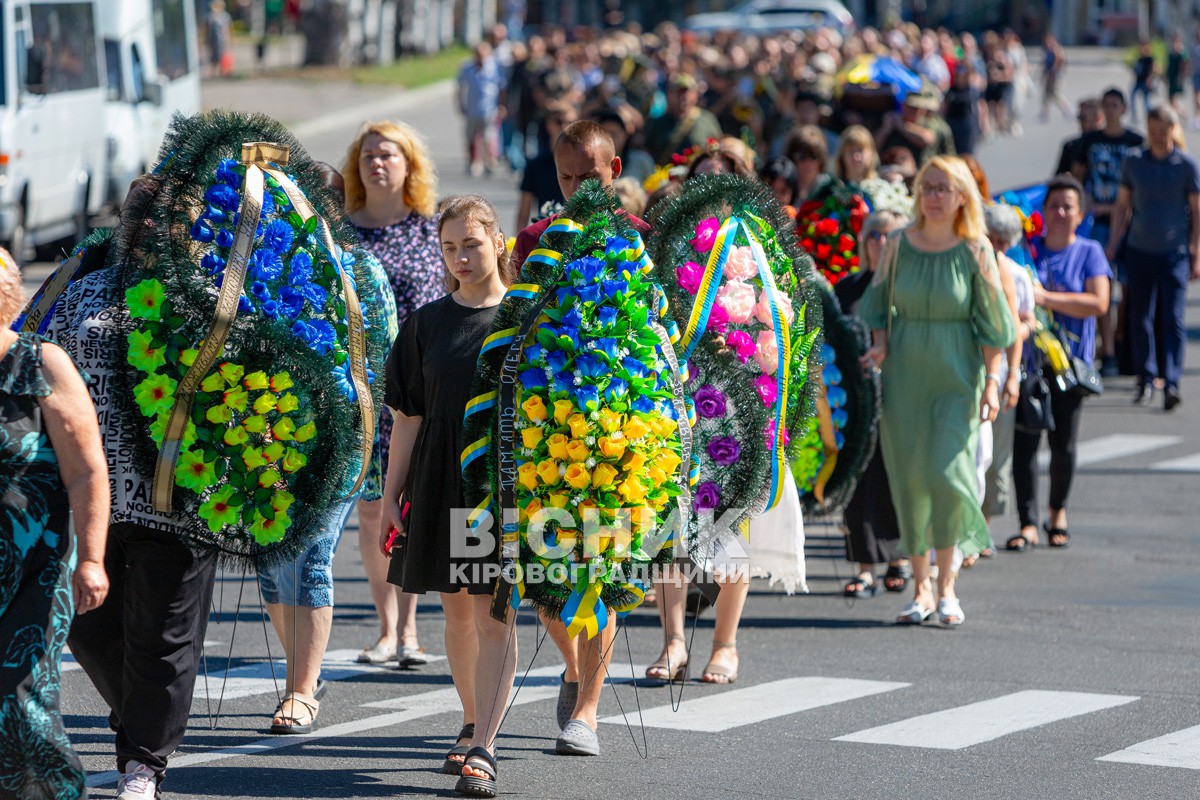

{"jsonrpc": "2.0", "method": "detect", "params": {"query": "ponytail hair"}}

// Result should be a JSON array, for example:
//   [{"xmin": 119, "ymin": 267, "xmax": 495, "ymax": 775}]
[{"xmin": 437, "ymin": 195, "xmax": 516, "ymax": 292}]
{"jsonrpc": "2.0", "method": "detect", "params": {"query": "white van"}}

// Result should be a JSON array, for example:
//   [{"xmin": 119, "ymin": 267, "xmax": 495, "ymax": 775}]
[
  {"xmin": 0, "ymin": 0, "xmax": 108, "ymax": 261},
  {"xmin": 99, "ymin": 0, "xmax": 201, "ymax": 207}
]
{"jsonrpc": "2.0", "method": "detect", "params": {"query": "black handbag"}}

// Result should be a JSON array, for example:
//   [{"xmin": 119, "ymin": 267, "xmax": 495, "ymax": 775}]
[
  {"xmin": 1016, "ymin": 361, "xmax": 1055, "ymax": 432},
  {"xmin": 1043, "ymin": 270, "xmax": 1104, "ymax": 399}
]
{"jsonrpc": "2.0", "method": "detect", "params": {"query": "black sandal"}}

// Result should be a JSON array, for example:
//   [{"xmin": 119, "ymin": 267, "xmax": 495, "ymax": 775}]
[
  {"xmin": 455, "ymin": 746, "xmax": 497, "ymax": 798},
  {"xmin": 1044, "ymin": 521, "xmax": 1070, "ymax": 549},
  {"xmin": 1005, "ymin": 534, "xmax": 1033, "ymax": 552},
  {"xmin": 882, "ymin": 562, "xmax": 911, "ymax": 593},
  {"xmin": 843, "ymin": 575, "xmax": 879, "ymax": 598},
  {"xmin": 442, "ymin": 723, "xmax": 475, "ymax": 775}
]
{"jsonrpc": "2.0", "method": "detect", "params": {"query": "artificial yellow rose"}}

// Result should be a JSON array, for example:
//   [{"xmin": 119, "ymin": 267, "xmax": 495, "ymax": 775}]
[
  {"xmin": 272, "ymin": 418, "xmax": 296, "ymax": 441},
  {"xmin": 223, "ymin": 426, "xmax": 249, "ymax": 447},
  {"xmin": 567, "ymin": 413, "xmax": 590, "ymax": 439},
  {"xmin": 536, "ymin": 459, "xmax": 562, "ymax": 486},
  {"xmin": 293, "ymin": 422, "xmax": 317, "ymax": 443},
  {"xmin": 566, "ymin": 440, "xmax": 590, "ymax": 463},
  {"xmin": 564, "ymin": 463, "xmax": 591, "ymax": 490},
  {"xmin": 263, "ymin": 442, "xmax": 285, "ymax": 462},
  {"xmin": 242, "ymin": 448, "xmax": 267, "ymax": 470},
  {"xmin": 648, "ymin": 489, "xmax": 669, "ymax": 511},
  {"xmin": 179, "ymin": 349, "xmax": 199, "ymax": 367},
  {"xmin": 630, "ymin": 506, "xmax": 655, "ymax": 533},
  {"xmin": 520, "ymin": 498, "xmax": 543, "ymax": 522},
  {"xmin": 270, "ymin": 371, "xmax": 294, "ymax": 392},
  {"xmin": 651, "ymin": 416, "xmax": 679, "ymax": 438},
  {"xmin": 521, "ymin": 426, "xmax": 545, "ymax": 449},
  {"xmin": 253, "ymin": 393, "xmax": 277, "ymax": 415},
  {"xmin": 622, "ymin": 451, "xmax": 648, "ymax": 473},
  {"xmin": 518, "ymin": 463, "xmax": 540, "ymax": 491},
  {"xmin": 280, "ymin": 448, "xmax": 307, "ymax": 473},
  {"xmin": 553, "ymin": 399, "xmax": 574, "ymax": 425},
  {"xmin": 647, "ymin": 466, "xmax": 669, "ymax": 486},
  {"xmin": 623, "ymin": 416, "xmax": 652, "ymax": 440},
  {"xmin": 522, "ymin": 395, "xmax": 548, "ymax": 422},
  {"xmin": 276, "ymin": 393, "xmax": 300, "ymax": 414},
  {"xmin": 597, "ymin": 435, "xmax": 626, "ymax": 460},
  {"xmin": 577, "ymin": 498, "xmax": 600, "ymax": 518},
  {"xmin": 243, "ymin": 415, "xmax": 267, "ymax": 433},
  {"xmin": 653, "ymin": 449, "xmax": 683, "ymax": 476},
  {"xmin": 591, "ymin": 462, "xmax": 620, "ymax": 489},
  {"xmin": 598, "ymin": 409, "xmax": 624, "ymax": 433},
  {"xmin": 206, "ymin": 405, "xmax": 232, "ymax": 424},
  {"xmin": 200, "ymin": 372, "xmax": 225, "ymax": 392},
  {"xmin": 546, "ymin": 490, "xmax": 570, "ymax": 508},
  {"xmin": 617, "ymin": 475, "xmax": 647, "ymax": 502},
  {"xmin": 223, "ymin": 387, "xmax": 249, "ymax": 411},
  {"xmin": 258, "ymin": 467, "xmax": 282, "ymax": 487},
  {"xmin": 546, "ymin": 433, "xmax": 570, "ymax": 461}
]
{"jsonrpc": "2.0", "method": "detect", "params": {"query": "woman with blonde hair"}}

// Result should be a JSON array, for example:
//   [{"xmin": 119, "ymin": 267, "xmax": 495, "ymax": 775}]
[
  {"xmin": 342, "ymin": 120, "xmax": 443, "ymax": 667},
  {"xmin": 834, "ymin": 124, "xmax": 880, "ymax": 184},
  {"xmin": 858, "ymin": 156, "xmax": 1014, "ymax": 626}
]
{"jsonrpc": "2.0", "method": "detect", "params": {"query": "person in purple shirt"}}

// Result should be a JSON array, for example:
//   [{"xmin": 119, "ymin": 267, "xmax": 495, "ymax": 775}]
[{"xmin": 1011, "ymin": 175, "xmax": 1111, "ymax": 551}]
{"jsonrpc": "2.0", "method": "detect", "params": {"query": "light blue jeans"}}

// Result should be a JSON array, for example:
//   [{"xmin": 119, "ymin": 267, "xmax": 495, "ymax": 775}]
[{"xmin": 256, "ymin": 497, "xmax": 357, "ymax": 608}]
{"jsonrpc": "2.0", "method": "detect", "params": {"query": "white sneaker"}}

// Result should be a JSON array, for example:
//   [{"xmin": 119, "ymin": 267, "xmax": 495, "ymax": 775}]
[{"xmin": 117, "ymin": 760, "xmax": 158, "ymax": 800}]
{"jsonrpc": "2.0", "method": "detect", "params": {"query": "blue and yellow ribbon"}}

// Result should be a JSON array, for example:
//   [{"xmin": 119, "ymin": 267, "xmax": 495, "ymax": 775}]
[
  {"xmin": 562, "ymin": 579, "xmax": 609, "ymax": 639},
  {"xmin": 546, "ymin": 218, "xmax": 585, "ymax": 236},
  {"xmin": 460, "ymin": 435, "xmax": 491, "ymax": 469},
  {"xmin": 505, "ymin": 283, "xmax": 541, "ymax": 300},
  {"xmin": 525, "ymin": 248, "xmax": 562, "ymax": 268},
  {"xmin": 463, "ymin": 390, "xmax": 498, "ymax": 419},
  {"xmin": 480, "ymin": 327, "xmax": 519, "ymax": 356},
  {"xmin": 676, "ymin": 217, "xmax": 741, "ymax": 363},
  {"xmin": 466, "ymin": 493, "xmax": 493, "ymax": 531}
]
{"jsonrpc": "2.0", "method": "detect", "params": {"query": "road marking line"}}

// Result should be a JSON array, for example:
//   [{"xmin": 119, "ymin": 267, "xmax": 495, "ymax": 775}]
[
  {"xmin": 87, "ymin": 662, "xmax": 645, "ymax": 787},
  {"xmin": 1149, "ymin": 452, "xmax": 1200, "ymax": 473},
  {"xmin": 599, "ymin": 677, "xmax": 909, "ymax": 733},
  {"xmin": 1097, "ymin": 724, "xmax": 1200, "ymax": 770},
  {"xmin": 834, "ymin": 690, "xmax": 1138, "ymax": 750},
  {"xmin": 1039, "ymin": 434, "xmax": 1181, "ymax": 468}
]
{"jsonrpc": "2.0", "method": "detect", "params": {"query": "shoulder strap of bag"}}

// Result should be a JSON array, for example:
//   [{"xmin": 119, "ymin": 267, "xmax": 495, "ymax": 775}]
[{"xmin": 884, "ymin": 234, "xmax": 901, "ymax": 340}]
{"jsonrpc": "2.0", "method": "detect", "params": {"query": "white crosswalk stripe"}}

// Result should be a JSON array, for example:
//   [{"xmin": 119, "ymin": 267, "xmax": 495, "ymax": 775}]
[
  {"xmin": 1097, "ymin": 724, "xmax": 1200, "ymax": 770},
  {"xmin": 1038, "ymin": 434, "xmax": 1182, "ymax": 469},
  {"xmin": 598, "ymin": 677, "xmax": 909, "ymax": 732},
  {"xmin": 834, "ymin": 689, "xmax": 1138, "ymax": 749},
  {"xmin": 1148, "ymin": 452, "xmax": 1200, "ymax": 472}
]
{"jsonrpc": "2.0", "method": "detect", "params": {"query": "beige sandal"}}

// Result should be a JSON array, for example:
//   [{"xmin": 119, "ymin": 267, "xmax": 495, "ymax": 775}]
[
  {"xmin": 700, "ymin": 641, "xmax": 738, "ymax": 685},
  {"xmin": 269, "ymin": 692, "xmax": 319, "ymax": 735},
  {"xmin": 645, "ymin": 634, "xmax": 688, "ymax": 682}
]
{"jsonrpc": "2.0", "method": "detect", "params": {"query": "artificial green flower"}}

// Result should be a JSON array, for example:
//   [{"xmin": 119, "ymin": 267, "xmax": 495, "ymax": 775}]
[
  {"xmin": 276, "ymin": 393, "xmax": 299, "ymax": 414},
  {"xmin": 206, "ymin": 405, "xmax": 233, "ymax": 424},
  {"xmin": 242, "ymin": 415, "xmax": 267, "ymax": 433},
  {"xmin": 223, "ymin": 386, "xmax": 249, "ymax": 412},
  {"xmin": 293, "ymin": 422, "xmax": 317, "ymax": 443},
  {"xmin": 242, "ymin": 447, "xmax": 268, "ymax": 470},
  {"xmin": 272, "ymin": 418, "xmax": 296, "ymax": 441},
  {"xmin": 127, "ymin": 329, "xmax": 165, "ymax": 373},
  {"xmin": 262, "ymin": 442, "xmax": 285, "ymax": 462},
  {"xmin": 271, "ymin": 490, "xmax": 295, "ymax": 513},
  {"xmin": 243, "ymin": 371, "xmax": 270, "ymax": 391},
  {"xmin": 258, "ymin": 467, "xmax": 282, "ymax": 487},
  {"xmin": 125, "ymin": 279, "xmax": 165, "ymax": 320},
  {"xmin": 253, "ymin": 393, "xmax": 277, "ymax": 415},
  {"xmin": 218, "ymin": 362, "xmax": 245, "ymax": 387},
  {"xmin": 270, "ymin": 372, "xmax": 294, "ymax": 392},
  {"xmin": 249, "ymin": 508, "xmax": 291, "ymax": 545},
  {"xmin": 133, "ymin": 373, "xmax": 178, "ymax": 417},
  {"xmin": 180, "ymin": 348, "xmax": 199, "ymax": 367},
  {"xmin": 280, "ymin": 447, "xmax": 307, "ymax": 473},
  {"xmin": 200, "ymin": 372, "xmax": 225, "ymax": 392},
  {"xmin": 199, "ymin": 485, "xmax": 242, "ymax": 533},
  {"xmin": 223, "ymin": 426, "xmax": 250, "ymax": 447},
  {"xmin": 175, "ymin": 449, "xmax": 217, "ymax": 492}
]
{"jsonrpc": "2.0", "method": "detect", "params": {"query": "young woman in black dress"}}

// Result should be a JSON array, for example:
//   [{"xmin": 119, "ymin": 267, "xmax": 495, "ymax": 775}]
[{"xmin": 379, "ymin": 195, "xmax": 517, "ymax": 797}]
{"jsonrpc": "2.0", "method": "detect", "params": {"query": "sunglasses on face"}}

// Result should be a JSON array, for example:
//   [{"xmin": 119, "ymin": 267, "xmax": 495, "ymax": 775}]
[{"xmin": 920, "ymin": 183, "xmax": 957, "ymax": 198}]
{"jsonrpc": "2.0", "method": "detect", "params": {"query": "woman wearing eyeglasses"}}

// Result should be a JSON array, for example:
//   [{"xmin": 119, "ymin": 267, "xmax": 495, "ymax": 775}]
[
  {"xmin": 858, "ymin": 156, "xmax": 1015, "ymax": 626},
  {"xmin": 835, "ymin": 210, "xmax": 913, "ymax": 598}
]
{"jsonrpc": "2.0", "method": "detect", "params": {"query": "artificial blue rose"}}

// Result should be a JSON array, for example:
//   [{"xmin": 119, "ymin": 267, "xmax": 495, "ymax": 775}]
[
  {"xmin": 249, "ymin": 249, "xmax": 284, "ymax": 281},
  {"xmin": 278, "ymin": 286, "xmax": 305, "ymax": 319},
  {"xmin": 570, "ymin": 256, "xmax": 605, "ymax": 285},
  {"xmin": 262, "ymin": 299, "xmax": 281, "ymax": 319},
  {"xmin": 553, "ymin": 371, "xmax": 575, "ymax": 394},
  {"xmin": 594, "ymin": 337, "xmax": 619, "ymax": 360},
  {"xmin": 832, "ymin": 407, "xmax": 848, "ymax": 429},
  {"xmin": 289, "ymin": 250, "xmax": 314, "ymax": 283},
  {"xmin": 604, "ymin": 236, "xmax": 632, "ymax": 259},
  {"xmin": 341, "ymin": 250, "xmax": 357, "ymax": 270},
  {"xmin": 826, "ymin": 386, "xmax": 848, "ymax": 409},
  {"xmin": 556, "ymin": 288, "xmax": 575, "ymax": 306},
  {"xmin": 190, "ymin": 219, "xmax": 215, "ymax": 243},
  {"xmin": 205, "ymin": 183, "xmax": 239, "ymax": 211},
  {"xmin": 574, "ymin": 384, "xmax": 599, "ymax": 410},
  {"xmin": 216, "ymin": 228, "xmax": 235, "ymax": 249},
  {"xmin": 366, "ymin": 365, "xmax": 376, "ymax": 384},
  {"xmin": 520, "ymin": 368, "xmax": 548, "ymax": 389},
  {"xmin": 603, "ymin": 378, "xmax": 628, "ymax": 401},
  {"xmin": 259, "ymin": 190, "xmax": 275, "ymax": 218},
  {"xmin": 309, "ymin": 320, "xmax": 336, "ymax": 354},
  {"xmin": 238, "ymin": 295, "xmax": 255, "ymax": 314},
  {"xmin": 576, "ymin": 284, "xmax": 602, "ymax": 304},
  {"xmin": 546, "ymin": 350, "xmax": 570, "ymax": 373},
  {"xmin": 201, "ymin": 251, "xmax": 226, "ymax": 275},
  {"xmin": 622, "ymin": 357, "xmax": 649, "ymax": 378},
  {"xmin": 250, "ymin": 281, "xmax": 272, "ymax": 303},
  {"xmin": 216, "ymin": 159, "xmax": 242, "ymax": 188},
  {"xmin": 205, "ymin": 204, "xmax": 228, "ymax": 223},
  {"xmin": 555, "ymin": 325, "xmax": 579, "ymax": 352},
  {"xmin": 597, "ymin": 306, "xmax": 618, "ymax": 327},
  {"xmin": 575, "ymin": 353, "xmax": 606, "ymax": 378},
  {"xmin": 264, "ymin": 219, "xmax": 296, "ymax": 255},
  {"xmin": 332, "ymin": 361, "xmax": 357, "ymax": 401},
  {"xmin": 601, "ymin": 278, "xmax": 628, "ymax": 300},
  {"xmin": 525, "ymin": 343, "xmax": 544, "ymax": 364},
  {"xmin": 298, "ymin": 281, "xmax": 327, "ymax": 308},
  {"xmin": 561, "ymin": 306, "xmax": 584, "ymax": 329},
  {"xmin": 632, "ymin": 396, "xmax": 656, "ymax": 414},
  {"xmin": 292, "ymin": 320, "xmax": 317, "ymax": 347}
]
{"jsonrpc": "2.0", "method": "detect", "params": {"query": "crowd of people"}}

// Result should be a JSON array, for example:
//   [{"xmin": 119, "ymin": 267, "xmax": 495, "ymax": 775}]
[{"xmin": 2, "ymin": 18, "xmax": 1199, "ymax": 800}]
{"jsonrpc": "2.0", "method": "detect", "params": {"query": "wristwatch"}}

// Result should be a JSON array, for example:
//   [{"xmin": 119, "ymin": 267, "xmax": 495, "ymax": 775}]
[{"xmin": 985, "ymin": 373, "xmax": 1001, "ymax": 385}]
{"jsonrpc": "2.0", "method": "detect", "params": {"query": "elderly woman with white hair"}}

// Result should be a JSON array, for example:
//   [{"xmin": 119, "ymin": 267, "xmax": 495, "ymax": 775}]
[
  {"xmin": 0, "ymin": 250, "xmax": 109, "ymax": 798},
  {"xmin": 977, "ymin": 202, "xmax": 1035, "ymax": 564}
]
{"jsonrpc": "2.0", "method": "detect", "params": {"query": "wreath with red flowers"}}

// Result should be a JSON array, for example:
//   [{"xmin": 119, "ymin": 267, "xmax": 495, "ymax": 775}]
[{"xmin": 795, "ymin": 188, "xmax": 869, "ymax": 285}]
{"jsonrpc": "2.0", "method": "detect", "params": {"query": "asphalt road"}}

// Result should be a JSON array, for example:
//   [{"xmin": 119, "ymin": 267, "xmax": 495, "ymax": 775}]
[{"xmin": 36, "ymin": 49, "xmax": 1200, "ymax": 799}]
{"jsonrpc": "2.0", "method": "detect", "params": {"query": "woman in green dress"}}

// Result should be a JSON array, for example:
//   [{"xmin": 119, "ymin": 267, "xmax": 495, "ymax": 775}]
[{"xmin": 859, "ymin": 156, "xmax": 1014, "ymax": 627}]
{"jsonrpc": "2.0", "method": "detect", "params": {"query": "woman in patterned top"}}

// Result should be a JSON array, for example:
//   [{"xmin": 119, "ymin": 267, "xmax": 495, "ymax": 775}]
[
  {"xmin": 343, "ymin": 120, "xmax": 445, "ymax": 667},
  {"xmin": 0, "ymin": 249, "xmax": 109, "ymax": 799}
]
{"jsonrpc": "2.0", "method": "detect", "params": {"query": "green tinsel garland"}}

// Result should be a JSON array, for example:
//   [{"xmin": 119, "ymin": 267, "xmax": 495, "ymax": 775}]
[{"xmin": 108, "ymin": 110, "xmax": 385, "ymax": 569}]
